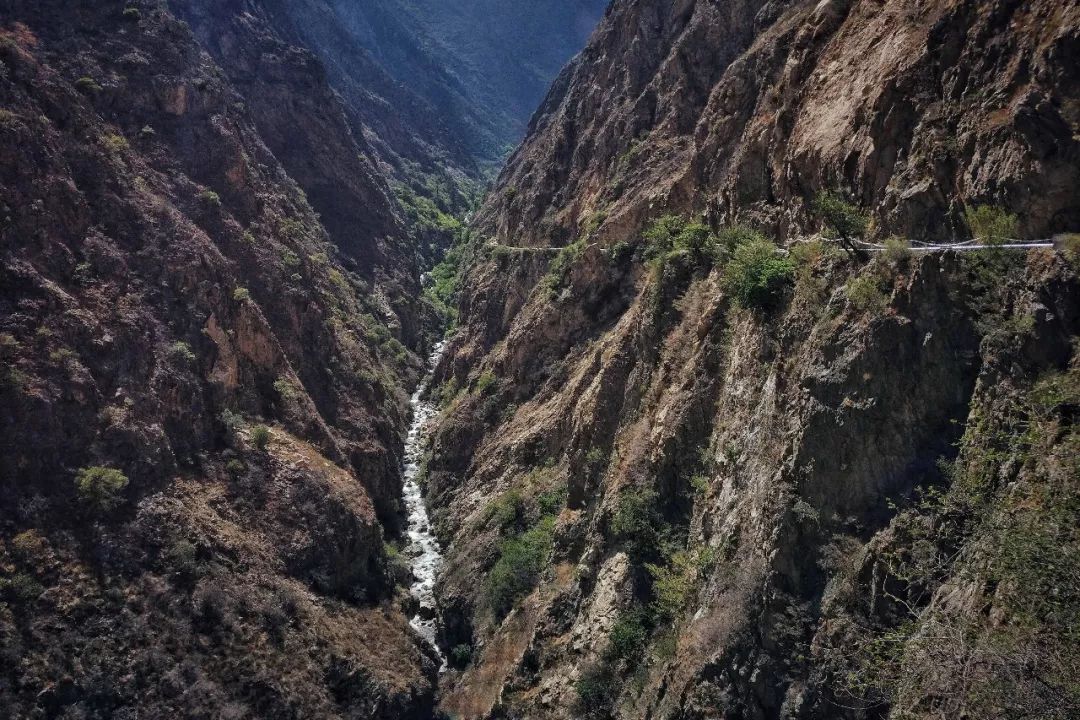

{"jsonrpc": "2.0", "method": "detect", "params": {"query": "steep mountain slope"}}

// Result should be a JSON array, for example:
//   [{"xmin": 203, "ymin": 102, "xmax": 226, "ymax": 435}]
[
  {"xmin": 423, "ymin": 1, "xmax": 1080, "ymax": 718},
  {"xmin": 217, "ymin": 0, "xmax": 609, "ymax": 275},
  {"xmin": 261, "ymin": 0, "xmax": 610, "ymax": 177},
  {"xmin": 384, "ymin": 0, "xmax": 613, "ymax": 162},
  {"xmin": 165, "ymin": 0, "xmax": 427, "ymax": 344},
  {"xmin": 478, "ymin": 0, "xmax": 1079, "ymax": 246},
  {"xmin": 0, "ymin": 1, "xmax": 436, "ymax": 716}
]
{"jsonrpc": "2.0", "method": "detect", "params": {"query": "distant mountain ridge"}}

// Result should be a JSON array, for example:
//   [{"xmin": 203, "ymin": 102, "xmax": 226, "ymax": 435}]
[{"xmin": 274, "ymin": 0, "xmax": 610, "ymax": 178}]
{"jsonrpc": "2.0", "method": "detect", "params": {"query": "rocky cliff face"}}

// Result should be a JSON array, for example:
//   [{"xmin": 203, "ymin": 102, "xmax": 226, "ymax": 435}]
[
  {"xmin": 166, "ymin": 0, "xmax": 426, "ymax": 345},
  {"xmin": 0, "ymin": 1, "xmax": 436, "ymax": 716},
  {"xmin": 217, "ymin": 0, "xmax": 609, "ymax": 184},
  {"xmin": 478, "ymin": 0, "xmax": 1079, "ymax": 246},
  {"xmin": 291, "ymin": 0, "xmax": 610, "ymax": 175},
  {"xmin": 238, "ymin": 0, "xmax": 611, "ymax": 281},
  {"xmin": 425, "ymin": 1, "xmax": 1080, "ymax": 718}
]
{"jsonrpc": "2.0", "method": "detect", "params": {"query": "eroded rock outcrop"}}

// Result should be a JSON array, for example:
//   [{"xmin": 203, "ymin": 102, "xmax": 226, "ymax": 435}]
[
  {"xmin": 0, "ymin": 1, "xmax": 436, "ymax": 715},
  {"xmin": 478, "ymin": 0, "xmax": 1079, "ymax": 249},
  {"xmin": 425, "ymin": 1, "xmax": 1080, "ymax": 718}
]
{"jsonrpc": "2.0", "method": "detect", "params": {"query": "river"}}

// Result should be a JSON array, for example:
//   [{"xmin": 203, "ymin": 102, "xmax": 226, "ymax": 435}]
[{"xmin": 402, "ymin": 341, "xmax": 447, "ymax": 670}]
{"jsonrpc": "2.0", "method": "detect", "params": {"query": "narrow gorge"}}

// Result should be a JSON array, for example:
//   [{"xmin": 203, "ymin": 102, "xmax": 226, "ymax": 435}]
[{"xmin": 1, "ymin": 1, "xmax": 1079, "ymax": 720}]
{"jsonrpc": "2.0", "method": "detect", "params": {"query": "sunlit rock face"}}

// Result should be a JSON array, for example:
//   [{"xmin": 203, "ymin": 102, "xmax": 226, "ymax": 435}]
[{"xmin": 422, "ymin": 1, "xmax": 1080, "ymax": 718}]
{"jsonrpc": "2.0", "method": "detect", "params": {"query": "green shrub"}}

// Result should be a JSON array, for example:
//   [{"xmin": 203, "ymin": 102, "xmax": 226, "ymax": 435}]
[
  {"xmin": 606, "ymin": 240, "xmax": 634, "ymax": 265},
  {"xmin": 689, "ymin": 474, "xmax": 709, "ymax": 495},
  {"xmin": 646, "ymin": 550, "xmax": 696, "ymax": 624},
  {"xmin": 615, "ymin": 138, "xmax": 645, "ymax": 175},
  {"xmin": 0, "ymin": 333, "xmax": 18, "ymax": 359},
  {"xmin": 73, "ymin": 261, "xmax": 94, "ymax": 285},
  {"xmin": 11, "ymin": 530, "xmax": 46, "ymax": 559},
  {"xmin": 197, "ymin": 189, "xmax": 221, "ymax": 209},
  {"xmin": 575, "ymin": 664, "xmax": 616, "ymax": 716},
  {"xmin": 278, "ymin": 218, "xmax": 307, "ymax": 241},
  {"xmin": 642, "ymin": 215, "xmax": 722, "ymax": 267},
  {"xmin": 723, "ymin": 235, "xmax": 795, "ymax": 309},
  {"xmin": 48, "ymin": 347, "xmax": 78, "ymax": 366},
  {"xmin": 1031, "ymin": 368, "xmax": 1080, "ymax": 420},
  {"xmin": 361, "ymin": 314, "xmax": 392, "ymax": 344},
  {"xmin": 813, "ymin": 192, "xmax": 869, "ymax": 239},
  {"xmin": 2, "ymin": 366, "xmax": 28, "ymax": 392},
  {"xmin": 1060, "ymin": 233, "xmax": 1080, "ymax": 268},
  {"xmin": 101, "ymin": 134, "xmax": 128, "ymax": 155},
  {"xmin": 0, "ymin": 572, "xmax": 44, "ymax": 603},
  {"xmin": 714, "ymin": 225, "xmax": 764, "ymax": 256},
  {"xmin": 813, "ymin": 191, "xmax": 869, "ymax": 257},
  {"xmin": 487, "ymin": 488, "xmax": 526, "ymax": 531},
  {"xmin": 485, "ymin": 516, "xmax": 555, "ymax": 618},
  {"xmin": 220, "ymin": 409, "xmax": 244, "ymax": 434},
  {"xmin": 75, "ymin": 466, "xmax": 129, "ymax": 513},
  {"xmin": 273, "ymin": 377, "xmax": 298, "ymax": 401},
  {"xmin": 537, "ymin": 485, "xmax": 568, "ymax": 516},
  {"xmin": 845, "ymin": 273, "xmax": 890, "ymax": 314},
  {"xmin": 642, "ymin": 215, "xmax": 686, "ymax": 254},
  {"xmin": 250, "ymin": 425, "xmax": 271, "ymax": 451},
  {"xmin": 168, "ymin": 341, "xmax": 196, "ymax": 365},
  {"xmin": 122, "ymin": 7, "xmax": 141, "ymax": 21},
  {"xmin": 384, "ymin": 541, "xmax": 411, "ymax": 581},
  {"xmin": 423, "ymin": 243, "xmax": 463, "ymax": 327},
  {"xmin": 882, "ymin": 236, "xmax": 912, "ymax": 265},
  {"xmin": 225, "ymin": 458, "xmax": 246, "ymax": 477},
  {"xmin": 581, "ymin": 209, "xmax": 608, "ymax": 239},
  {"xmin": 606, "ymin": 607, "xmax": 649, "ymax": 665},
  {"xmin": 232, "ymin": 287, "xmax": 251, "ymax": 303},
  {"xmin": 165, "ymin": 538, "xmax": 201, "ymax": 585},
  {"xmin": 0, "ymin": 109, "xmax": 21, "ymax": 130},
  {"xmin": 75, "ymin": 77, "xmax": 102, "ymax": 95},
  {"xmin": 381, "ymin": 337, "xmax": 409, "ymax": 364},
  {"xmin": 965, "ymin": 205, "xmax": 1019, "ymax": 244},
  {"xmin": 584, "ymin": 447, "xmax": 608, "ymax": 472},
  {"xmin": 544, "ymin": 239, "xmax": 586, "ymax": 297},
  {"xmin": 450, "ymin": 643, "xmax": 473, "ymax": 668},
  {"xmin": 474, "ymin": 370, "xmax": 497, "ymax": 395},
  {"xmin": 653, "ymin": 629, "xmax": 678, "ymax": 661},
  {"xmin": 327, "ymin": 268, "xmax": 349, "ymax": 292},
  {"xmin": 436, "ymin": 377, "xmax": 461, "ymax": 407},
  {"xmin": 610, "ymin": 486, "xmax": 660, "ymax": 554},
  {"xmin": 281, "ymin": 249, "xmax": 301, "ymax": 270}
]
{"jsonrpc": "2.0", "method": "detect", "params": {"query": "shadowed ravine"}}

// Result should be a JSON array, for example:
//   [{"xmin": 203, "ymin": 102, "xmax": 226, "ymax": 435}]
[{"xmin": 403, "ymin": 342, "xmax": 448, "ymax": 670}]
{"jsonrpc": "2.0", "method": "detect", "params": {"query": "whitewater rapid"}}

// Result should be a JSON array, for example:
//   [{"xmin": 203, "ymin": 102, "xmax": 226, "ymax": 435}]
[{"xmin": 402, "ymin": 342, "xmax": 447, "ymax": 670}]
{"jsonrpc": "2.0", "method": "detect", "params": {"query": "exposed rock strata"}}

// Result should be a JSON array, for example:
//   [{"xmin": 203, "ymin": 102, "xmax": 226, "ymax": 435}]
[
  {"xmin": 477, "ymin": 0, "xmax": 1080, "ymax": 247},
  {"xmin": 426, "ymin": 1, "xmax": 1080, "ymax": 718}
]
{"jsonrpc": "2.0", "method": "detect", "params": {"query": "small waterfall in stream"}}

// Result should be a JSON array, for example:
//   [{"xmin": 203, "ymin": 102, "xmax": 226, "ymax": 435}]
[{"xmin": 402, "ymin": 341, "xmax": 447, "ymax": 670}]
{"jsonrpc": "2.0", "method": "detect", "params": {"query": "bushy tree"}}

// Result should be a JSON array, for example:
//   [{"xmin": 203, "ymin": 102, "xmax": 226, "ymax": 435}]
[
  {"xmin": 251, "ymin": 425, "xmax": 271, "ymax": 450},
  {"xmin": 813, "ymin": 191, "xmax": 869, "ymax": 258},
  {"xmin": 75, "ymin": 466, "xmax": 129, "ymax": 513},
  {"xmin": 723, "ymin": 235, "xmax": 795, "ymax": 309},
  {"xmin": 610, "ymin": 485, "xmax": 660, "ymax": 555},
  {"xmin": 485, "ymin": 516, "xmax": 555, "ymax": 617},
  {"xmin": 642, "ymin": 214, "xmax": 721, "ymax": 266},
  {"xmin": 606, "ymin": 608, "xmax": 649, "ymax": 665},
  {"xmin": 965, "ymin": 205, "xmax": 1019, "ymax": 244}
]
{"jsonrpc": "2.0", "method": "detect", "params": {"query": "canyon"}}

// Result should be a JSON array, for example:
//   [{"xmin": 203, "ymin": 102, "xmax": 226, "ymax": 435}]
[{"xmin": 1, "ymin": 1, "xmax": 1079, "ymax": 719}]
